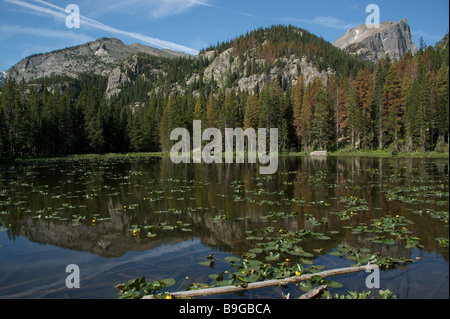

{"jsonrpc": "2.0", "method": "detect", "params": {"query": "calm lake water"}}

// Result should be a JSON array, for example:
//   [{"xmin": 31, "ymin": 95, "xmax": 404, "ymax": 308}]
[{"xmin": 0, "ymin": 155, "xmax": 448, "ymax": 299}]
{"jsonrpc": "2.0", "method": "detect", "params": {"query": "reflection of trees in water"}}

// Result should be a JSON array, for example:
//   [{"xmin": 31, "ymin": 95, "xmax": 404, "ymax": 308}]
[{"xmin": 3, "ymin": 156, "xmax": 448, "ymax": 262}]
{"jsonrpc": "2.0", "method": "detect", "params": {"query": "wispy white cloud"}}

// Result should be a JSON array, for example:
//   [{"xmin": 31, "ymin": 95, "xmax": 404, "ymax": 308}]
[
  {"xmin": 4, "ymin": 0, "xmax": 66, "ymax": 19},
  {"xmin": 4, "ymin": 0, "xmax": 200, "ymax": 55},
  {"xmin": 412, "ymin": 30, "xmax": 444, "ymax": 42},
  {"xmin": 281, "ymin": 16, "xmax": 357, "ymax": 30},
  {"xmin": 237, "ymin": 11, "xmax": 255, "ymax": 18},
  {"xmin": 146, "ymin": 0, "xmax": 213, "ymax": 19},
  {"xmin": 0, "ymin": 24, "xmax": 93, "ymax": 43},
  {"xmin": 81, "ymin": 0, "xmax": 214, "ymax": 20}
]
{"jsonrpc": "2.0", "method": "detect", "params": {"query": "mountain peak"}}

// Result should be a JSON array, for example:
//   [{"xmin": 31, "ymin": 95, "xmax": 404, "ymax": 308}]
[
  {"xmin": 94, "ymin": 37, "xmax": 124, "ymax": 45},
  {"xmin": 333, "ymin": 19, "xmax": 418, "ymax": 62},
  {"xmin": 6, "ymin": 37, "xmax": 190, "ymax": 84}
]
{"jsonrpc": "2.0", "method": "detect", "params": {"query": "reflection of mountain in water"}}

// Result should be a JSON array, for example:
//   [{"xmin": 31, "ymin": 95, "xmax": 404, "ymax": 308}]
[{"xmin": 3, "ymin": 156, "xmax": 448, "ymax": 262}]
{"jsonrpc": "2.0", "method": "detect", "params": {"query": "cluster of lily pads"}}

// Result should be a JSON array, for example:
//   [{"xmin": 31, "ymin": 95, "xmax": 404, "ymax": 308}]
[
  {"xmin": 197, "ymin": 253, "xmax": 343, "ymax": 291},
  {"xmin": 115, "ymin": 276, "xmax": 176, "ymax": 299},
  {"xmin": 116, "ymin": 236, "xmax": 411, "ymax": 299},
  {"xmin": 128, "ymin": 220, "xmax": 193, "ymax": 238}
]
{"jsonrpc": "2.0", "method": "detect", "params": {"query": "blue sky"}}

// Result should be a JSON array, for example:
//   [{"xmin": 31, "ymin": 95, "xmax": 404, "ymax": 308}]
[{"xmin": 0, "ymin": 0, "xmax": 448, "ymax": 71}]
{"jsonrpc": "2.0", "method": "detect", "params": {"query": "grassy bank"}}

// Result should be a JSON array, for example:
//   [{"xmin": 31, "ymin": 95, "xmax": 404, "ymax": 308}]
[
  {"xmin": 329, "ymin": 149, "xmax": 449, "ymax": 158},
  {"xmin": 286, "ymin": 149, "xmax": 449, "ymax": 158},
  {"xmin": 1, "ymin": 152, "xmax": 165, "ymax": 166},
  {"xmin": 2, "ymin": 149, "xmax": 448, "ymax": 166}
]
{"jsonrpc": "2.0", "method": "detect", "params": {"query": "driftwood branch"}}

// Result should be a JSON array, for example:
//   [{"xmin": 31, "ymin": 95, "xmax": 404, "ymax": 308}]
[
  {"xmin": 298, "ymin": 285, "xmax": 328, "ymax": 299},
  {"xmin": 143, "ymin": 263, "xmax": 378, "ymax": 299}
]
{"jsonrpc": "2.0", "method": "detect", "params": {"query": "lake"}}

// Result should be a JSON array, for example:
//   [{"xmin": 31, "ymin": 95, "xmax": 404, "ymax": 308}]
[{"xmin": 0, "ymin": 155, "xmax": 448, "ymax": 299}]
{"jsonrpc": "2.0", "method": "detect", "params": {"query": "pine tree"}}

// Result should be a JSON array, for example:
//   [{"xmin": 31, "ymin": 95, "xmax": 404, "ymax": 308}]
[
  {"xmin": 423, "ymin": 71, "xmax": 435, "ymax": 149},
  {"xmin": 291, "ymin": 74, "xmax": 305, "ymax": 149},
  {"xmin": 159, "ymin": 96, "xmax": 175, "ymax": 152},
  {"xmin": 345, "ymin": 84, "xmax": 360, "ymax": 149},
  {"xmin": 400, "ymin": 75, "xmax": 411, "ymax": 150},
  {"xmin": 434, "ymin": 64, "xmax": 449, "ymax": 147},
  {"xmin": 403, "ymin": 77, "xmax": 416, "ymax": 151},
  {"xmin": 382, "ymin": 65, "xmax": 402, "ymax": 149},
  {"xmin": 128, "ymin": 106, "xmax": 146, "ymax": 152},
  {"xmin": 325, "ymin": 75, "xmax": 338, "ymax": 150},
  {"xmin": 336, "ymin": 78, "xmax": 348, "ymax": 149},
  {"xmin": 298, "ymin": 80, "xmax": 317, "ymax": 151},
  {"xmin": 413, "ymin": 74, "xmax": 428, "ymax": 151},
  {"xmin": 259, "ymin": 80, "xmax": 286, "ymax": 148},
  {"xmin": 224, "ymin": 90, "xmax": 239, "ymax": 128},
  {"xmin": 372, "ymin": 58, "xmax": 388, "ymax": 150},
  {"xmin": 84, "ymin": 87, "xmax": 105, "ymax": 153},
  {"xmin": 194, "ymin": 94, "xmax": 207, "ymax": 123},
  {"xmin": 206, "ymin": 93, "xmax": 219, "ymax": 128},
  {"xmin": 243, "ymin": 93, "xmax": 260, "ymax": 129},
  {"xmin": 0, "ymin": 78, "xmax": 27, "ymax": 155},
  {"xmin": 354, "ymin": 69, "xmax": 374, "ymax": 149},
  {"xmin": 311, "ymin": 81, "xmax": 331, "ymax": 150}
]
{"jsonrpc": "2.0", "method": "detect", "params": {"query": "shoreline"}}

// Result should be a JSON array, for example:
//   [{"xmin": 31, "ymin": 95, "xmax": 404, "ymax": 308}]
[{"xmin": 2, "ymin": 149, "xmax": 448, "ymax": 166}]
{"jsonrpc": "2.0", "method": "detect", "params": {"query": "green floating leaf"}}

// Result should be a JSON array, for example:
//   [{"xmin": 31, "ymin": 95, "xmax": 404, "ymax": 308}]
[
  {"xmin": 299, "ymin": 280, "xmax": 312, "ymax": 293},
  {"xmin": 215, "ymin": 280, "xmax": 233, "ymax": 287},
  {"xmin": 300, "ymin": 251, "xmax": 314, "ymax": 258},
  {"xmin": 224, "ymin": 256, "xmax": 241, "ymax": 263},
  {"xmin": 248, "ymin": 248, "xmax": 263, "ymax": 254},
  {"xmin": 161, "ymin": 278, "xmax": 176, "ymax": 288},
  {"xmin": 265, "ymin": 253, "xmax": 280, "ymax": 261},
  {"xmin": 326, "ymin": 280, "xmax": 343, "ymax": 288},
  {"xmin": 199, "ymin": 261, "xmax": 213, "ymax": 266}
]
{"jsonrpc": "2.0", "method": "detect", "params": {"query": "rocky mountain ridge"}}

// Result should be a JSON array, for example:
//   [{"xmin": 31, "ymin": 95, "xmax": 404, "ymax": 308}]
[
  {"xmin": 333, "ymin": 19, "xmax": 418, "ymax": 62},
  {"xmin": 108, "ymin": 46, "xmax": 334, "ymax": 99},
  {"xmin": 105, "ymin": 24, "xmax": 368, "ymax": 100},
  {"xmin": 4, "ymin": 21, "xmax": 406, "ymax": 99},
  {"xmin": 6, "ymin": 37, "xmax": 189, "ymax": 84}
]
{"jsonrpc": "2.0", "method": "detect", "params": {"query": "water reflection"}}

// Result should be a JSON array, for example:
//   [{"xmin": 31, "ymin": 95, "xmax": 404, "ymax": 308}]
[{"xmin": 0, "ymin": 155, "xmax": 448, "ymax": 298}]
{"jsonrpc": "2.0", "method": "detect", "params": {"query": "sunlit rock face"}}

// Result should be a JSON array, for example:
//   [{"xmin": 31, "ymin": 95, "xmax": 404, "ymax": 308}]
[{"xmin": 333, "ymin": 19, "xmax": 418, "ymax": 62}]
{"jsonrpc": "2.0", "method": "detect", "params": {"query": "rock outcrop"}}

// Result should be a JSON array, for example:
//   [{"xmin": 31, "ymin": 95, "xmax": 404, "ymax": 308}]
[
  {"xmin": 333, "ymin": 19, "xmax": 418, "ymax": 62},
  {"xmin": 202, "ymin": 48, "xmax": 333, "ymax": 93}
]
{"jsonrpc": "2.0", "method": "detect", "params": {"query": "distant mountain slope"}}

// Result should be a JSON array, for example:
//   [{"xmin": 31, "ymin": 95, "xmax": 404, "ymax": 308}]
[
  {"xmin": 109, "ymin": 24, "xmax": 372, "ymax": 100},
  {"xmin": 7, "ymin": 37, "xmax": 189, "ymax": 84},
  {"xmin": 0, "ymin": 71, "xmax": 5, "ymax": 87},
  {"xmin": 5, "ymin": 24, "xmax": 374, "ymax": 101},
  {"xmin": 333, "ymin": 19, "xmax": 418, "ymax": 62}
]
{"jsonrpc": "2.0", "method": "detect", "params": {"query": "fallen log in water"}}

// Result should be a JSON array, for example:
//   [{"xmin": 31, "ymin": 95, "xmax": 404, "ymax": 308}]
[
  {"xmin": 143, "ymin": 263, "xmax": 378, "ymax": 299},
  {"xmin": 298, "ymin": 285, "xmax": 328, "ymax": 299}
]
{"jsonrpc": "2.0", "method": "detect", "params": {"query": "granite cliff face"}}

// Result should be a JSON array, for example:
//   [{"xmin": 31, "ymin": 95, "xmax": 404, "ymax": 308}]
[
  {"xmin": 333, "ymin": 19, "xmax": 418, "ymax": 62},
  {"xmin": 201, "ymin": 47, "xmax": 333, "ymax": 93}
]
